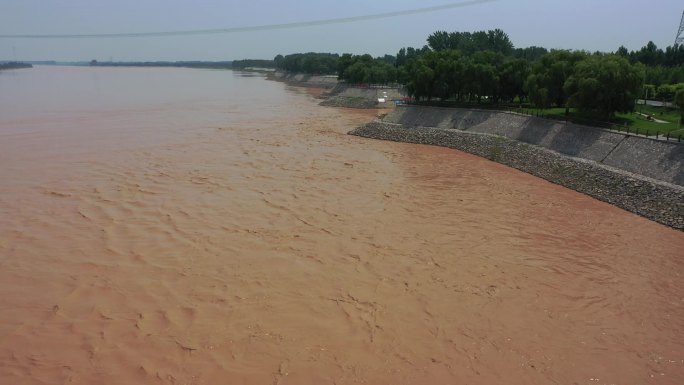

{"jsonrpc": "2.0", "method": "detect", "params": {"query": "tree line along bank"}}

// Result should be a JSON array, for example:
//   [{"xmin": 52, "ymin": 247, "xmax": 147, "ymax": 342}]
[
  {"xmin": 0, "ymin": 62, "xmax": 32, "ymax": 70},
  {"xmin": 232, "ymin": 29, "xmax": 684, "ymax": 122}
]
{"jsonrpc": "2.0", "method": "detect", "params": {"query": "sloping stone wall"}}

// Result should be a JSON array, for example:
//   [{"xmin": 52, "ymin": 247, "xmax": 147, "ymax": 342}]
[
  {"xmin": 382, "ymin": 106, "xmax": 684, "ymax": 185},
  {"xmin": 349, "ymin": 120, "xmax": 683, "ymax": 230}
]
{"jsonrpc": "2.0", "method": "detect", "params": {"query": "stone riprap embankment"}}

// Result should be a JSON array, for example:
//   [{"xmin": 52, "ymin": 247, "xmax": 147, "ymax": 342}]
[
  {"xmin": 319, "ymin": 96, "xmax": 379, "ymax": 109},
  {"xmin": 350, "ymin": 120, "xmax": 684, "ymax": 230},
  {"xmin": 269, "ymin": 72, "xmax": 404, "ymax": 108},
  {"xmin": 385, "ymin": 106, "xmax": 684, "ymax": 185},
  {"xmin": 320, "ymin": 84, "xmax": 404, "ymax": 109},
  {"xmin": 268, "ymin": 71, "xmax": 339, "ymax": 88}
]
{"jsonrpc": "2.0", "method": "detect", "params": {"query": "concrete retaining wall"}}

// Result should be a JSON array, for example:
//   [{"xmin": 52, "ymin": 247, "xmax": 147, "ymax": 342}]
[{"xmin": 384, "ymin": 106, "xmax": 684, "ymax": 186}]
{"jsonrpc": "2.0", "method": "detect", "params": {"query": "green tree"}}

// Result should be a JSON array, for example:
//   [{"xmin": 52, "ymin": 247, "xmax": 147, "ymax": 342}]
[
  {"xmin": 273, "ymin": 54, "xmax": 284, "ymax": 68},
  {"xmin": 338, "ymin": 54, "xmax": 397, "ymax": 85},
  {"xmin": 499, "ymin": 59, "xmax": 530, "ymax": 102},
  {"xmin": 525, "ymin": 50, "xmax": 587, "ymax": 108},
  {"xmin": 274, "ymin": 53, "xmax": 339, "ymax": 74},
  {"xmin": 396, "ymin": 46, "xmax": 426, "ymax": 67},
  {"xmin": 487, "ymin": 28, "xmax": 514, "ymax": 56},
  {"xmin": 564, "ymin": 55, "xmax": 644, "ymax": 118},
  {"xmin": 636, "ymin": 41, "xmax": 663, "ymax": 67},
  {"xmin": 524, "ymin": 73, "xmax": 551, "ymax": 109},
  {"xmin": 405, "ymin": 57, "xmax": 436, "ymax": 100},
  {"xmin": 427, "ymin": 29, "xmax": 513, "ymax": 55},
  {"xmin": 343, "ymin": 62, "xmax": 368, "ymax": 83},
  {"xmin": 427, "ymin": 31, "xmax": 452, "ymax": 51},
  {"xmin": 616, "ymin": 46, "xmax": 629, "ymax": 58},
  {"xmin": 513, "ymin": 46, "xmax": 548, "ymax": 61},
  {"xmin": 654, "ymin": 83, "xmax": 684, "ymax": 102},
  {"xmin": 337, "ymin": 53, "xmax": 354, "ymax": 79},
  {"xmin": 674, "ymin": 88, "xmax": 684, "ymax": 125}
]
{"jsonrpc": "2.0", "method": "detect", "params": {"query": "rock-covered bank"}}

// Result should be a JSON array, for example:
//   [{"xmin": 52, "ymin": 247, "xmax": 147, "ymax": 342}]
[
  {"xmin": 268, "ymin": 71, "xmax": 404, "ymax": 108},
  {"xmin": 267, "ymin": 71, "xmax": 339, "ymax": 88},
  {"xmin": 385, "ymin": 105, "xmax": 684, "ymax": 185},
  {"xmin": 319, "ymin": 83, "xmax": 404, "ymax": 109},
  {"xmin": 351, "ymin": 121, "xmax": 684, "ymax": 230}
]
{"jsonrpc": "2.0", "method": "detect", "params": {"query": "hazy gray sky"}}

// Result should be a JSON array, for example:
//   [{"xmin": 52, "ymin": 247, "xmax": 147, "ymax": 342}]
[{"xmin": 1, "ymin": 0, "xmax": 682, "ymax": 61}]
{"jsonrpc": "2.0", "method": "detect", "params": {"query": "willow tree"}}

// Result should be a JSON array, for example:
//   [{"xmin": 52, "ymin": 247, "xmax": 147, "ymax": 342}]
[{"xmin": 564, "ymin": 55, "xmax": 644, "ymax": 118}]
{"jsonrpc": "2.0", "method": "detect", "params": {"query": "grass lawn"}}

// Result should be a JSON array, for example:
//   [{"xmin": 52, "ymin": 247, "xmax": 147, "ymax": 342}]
[
  {"xmin": 416, "ymin": 100, "xmax": 684, "ymax": 138},
  {"xmin": 615, "ymin": 104, "xmax": 682, "ymax": 135},
  {"xmin": 528, "ymin": 105, "xmax": 684, "ymax": 137}
]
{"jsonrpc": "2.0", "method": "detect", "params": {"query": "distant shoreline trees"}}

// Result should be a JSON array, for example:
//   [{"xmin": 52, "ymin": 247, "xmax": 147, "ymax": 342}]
[
  {"xmin": 0, "ymin": 62, "xmax": 32, "ymax": 70},
  {"xmin": 89, "ymin": 61, "xmax": 232, "ymax": 69},
  {"xmin": 273, "ymin": 53, "xmax": 338, "ymax": 75}
]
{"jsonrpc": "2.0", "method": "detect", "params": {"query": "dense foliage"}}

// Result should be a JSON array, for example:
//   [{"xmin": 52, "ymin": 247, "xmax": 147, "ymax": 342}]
[
  {"xmin": 564, "ymin": 55, "xmax": 643, "ymax": 117},
  {"xmin": 524, "ymin": 50, "xmax": 587, "ymax": 109},
  {"xmin": 616, "ymin": 42, "xmax": 684, "ymax": 67},
  {"xmin": 426, "ymin": 29, "xmax": 514, "ymax": 55},
  {"xmin": 401, "ymin": 49, "xmax": 529, "ymax": 104},
  {"xmin": 273, "ymin": 53, "xmax": 339, "ymax": 75},
  {"xmin": 270, "ymin": 29, "xmax": 684, "ymax": 118},
  {"xmin": 615, "ymin": 41, "xmax": 684, "ymax": 90},
  {"xmin": 337, "ymin": 54, "xmax": 397, "ymax": 84},
  {"xmin": 396, "ymin": 30, "xmax": 650, "ymax": 118}
]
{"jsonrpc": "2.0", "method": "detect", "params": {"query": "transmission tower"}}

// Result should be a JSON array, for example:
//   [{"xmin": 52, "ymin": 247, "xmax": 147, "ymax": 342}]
[{"xmin": 677, "ymin": 10, "xmax": 684, "ymax": 45}]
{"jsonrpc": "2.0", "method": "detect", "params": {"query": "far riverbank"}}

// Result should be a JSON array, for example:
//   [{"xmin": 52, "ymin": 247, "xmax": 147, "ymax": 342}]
[{"xmin": 0, "ymin": 62, "xmax": 32, "ymax": 71}]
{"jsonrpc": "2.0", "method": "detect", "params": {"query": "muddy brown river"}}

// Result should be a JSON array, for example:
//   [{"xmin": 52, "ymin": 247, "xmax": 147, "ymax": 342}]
[{"xmin": 1, "ymin": 66, "xmax": 683, "ymax": 385}]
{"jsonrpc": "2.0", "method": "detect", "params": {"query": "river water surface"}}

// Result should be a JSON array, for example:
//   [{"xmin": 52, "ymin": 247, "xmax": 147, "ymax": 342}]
[{"xmin": 1, "ymin": 66, "xmax": 683, "ymax": 385}]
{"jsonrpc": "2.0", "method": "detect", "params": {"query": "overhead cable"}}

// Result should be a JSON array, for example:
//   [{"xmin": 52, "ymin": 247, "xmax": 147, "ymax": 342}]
[{"xmin": 0, "ymin": 0, "xmax": 497, "ymax": 39}]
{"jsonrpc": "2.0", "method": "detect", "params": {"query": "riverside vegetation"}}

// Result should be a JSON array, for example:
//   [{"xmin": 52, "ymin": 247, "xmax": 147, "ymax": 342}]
[
  {"xmin": 0, "ymin": 62, "xmax": 32, "ymax": 70},
  {"xmin": 240, "ymin": 29, "xmax": 684, "ymax": 135}
]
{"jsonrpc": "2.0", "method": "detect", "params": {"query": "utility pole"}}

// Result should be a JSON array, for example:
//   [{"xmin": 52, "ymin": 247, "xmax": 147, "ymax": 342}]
[{"xmin": 676, "ymin": 10, "xmax": 684, "ymax": 45}]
